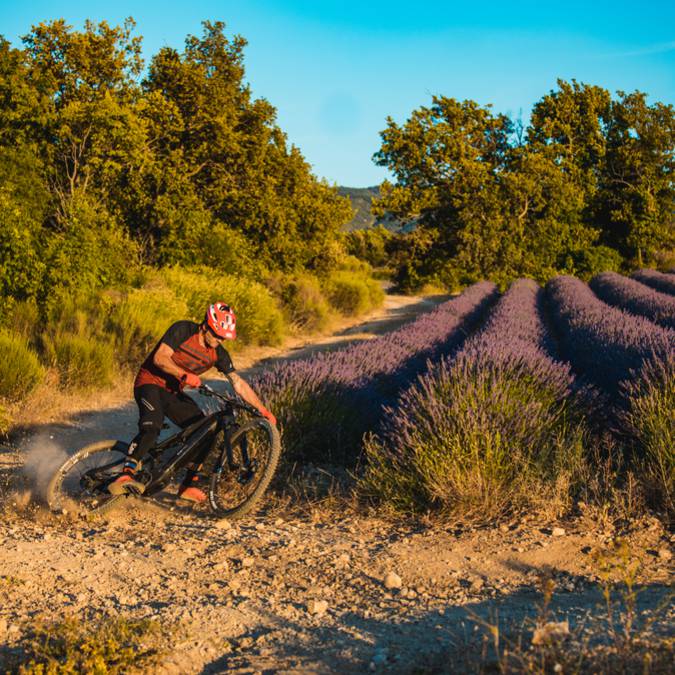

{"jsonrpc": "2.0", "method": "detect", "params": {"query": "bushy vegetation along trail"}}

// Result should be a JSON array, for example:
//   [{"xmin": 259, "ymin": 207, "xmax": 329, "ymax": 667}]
[{"xmin": 7, "ymin": 289, "xmax": 445, "ymax": 454}]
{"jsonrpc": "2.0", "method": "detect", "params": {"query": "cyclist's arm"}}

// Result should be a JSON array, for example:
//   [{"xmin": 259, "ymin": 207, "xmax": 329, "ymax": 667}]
[
  {"xmin": 153, "ymin": 343, "xmax": 188, "ymax": 380},
  {"xmin": 229, "ymin": 372, "xmax": 272, "ymax": 416}
]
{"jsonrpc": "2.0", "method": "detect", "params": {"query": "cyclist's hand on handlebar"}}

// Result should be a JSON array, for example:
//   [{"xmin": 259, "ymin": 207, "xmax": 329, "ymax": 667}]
[
  {"xmin": 182, "ymin": 372, "xmax": 202, "ymax": 389},
  {"xmin": 259, "ymin": 407, "xmax": 277, "ymax": 426}
]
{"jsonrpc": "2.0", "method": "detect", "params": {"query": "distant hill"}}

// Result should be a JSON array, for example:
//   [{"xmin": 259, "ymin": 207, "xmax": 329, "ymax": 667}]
[{"xmin": 338, "ymin": 186, "xmax": 406, "ymax": 232}]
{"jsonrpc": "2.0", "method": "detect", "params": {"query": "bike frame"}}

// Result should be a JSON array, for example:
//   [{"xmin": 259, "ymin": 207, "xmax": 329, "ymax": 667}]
[{"xmin": 138, "ymin": 384, "xmax": 260, "ymax": 497}]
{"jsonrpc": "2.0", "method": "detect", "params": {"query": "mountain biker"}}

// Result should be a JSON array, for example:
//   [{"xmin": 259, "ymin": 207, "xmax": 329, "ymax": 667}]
[{"xmin": 108, "ymin": 302, "xmax": 277, "ymax": 503}]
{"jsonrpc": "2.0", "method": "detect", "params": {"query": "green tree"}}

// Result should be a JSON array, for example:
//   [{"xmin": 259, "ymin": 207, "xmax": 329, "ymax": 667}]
[
  {"xmin": 527, "ymin": 79, "xmax": 611, "ymax": 200},
  {"xmin": 20, "ymin": 19, "xmax": 146, "ymax": 216},
  {"xmin": 0, "ymin": 146, "xmax": 50, "ymax": 310},
  {"xmin": 374, "ymin": 82, "xmax": 672, "ymax": 288},
  {"xmin": 346, "ymin": 225, "xmax": 396, "ymax": 267},
  {"xmin": 597, "ymin": 91, "xmax": 674, "ymax": 266},
  {"xmin": 373, "ymin": 94, "xmax": 604, "ymax": 288},
  {"xmin": 372, "ymin": 96, "xmax": 512, "ymax": 287},
  {"xmin": 144, "ymin": 21, "xmax": 352, "ymax": 270}
]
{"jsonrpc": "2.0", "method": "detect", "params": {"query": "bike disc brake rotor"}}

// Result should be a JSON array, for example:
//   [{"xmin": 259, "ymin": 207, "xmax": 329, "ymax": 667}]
[{"xmin": 211, "ymin": 426, "xmax": 270, "ymax": 510}]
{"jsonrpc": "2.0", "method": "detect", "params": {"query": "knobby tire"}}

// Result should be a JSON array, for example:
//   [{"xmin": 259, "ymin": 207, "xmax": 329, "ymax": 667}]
[
  {"xmin": 46, "ymin": 440, "xmax": 127, "ymax": 516},
  {"xmin": 208, "ymin": 419, "xmax": 281, "ymax": 521}
]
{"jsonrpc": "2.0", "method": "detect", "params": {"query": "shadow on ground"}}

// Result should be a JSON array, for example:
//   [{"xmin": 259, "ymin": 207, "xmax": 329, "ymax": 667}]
[{"xmin": 201, "ymin": 581, "xmax": 673, "ymax": 673}]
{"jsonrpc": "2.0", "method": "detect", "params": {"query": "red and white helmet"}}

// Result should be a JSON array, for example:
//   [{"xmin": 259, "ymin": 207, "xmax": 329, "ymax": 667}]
[{"xmin": 205, "ymin": 302, "xmax": 237, "ymax": 340}]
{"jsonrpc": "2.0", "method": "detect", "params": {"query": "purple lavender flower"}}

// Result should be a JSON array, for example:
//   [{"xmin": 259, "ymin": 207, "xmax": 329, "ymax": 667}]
[
  {"xmin": 363, "ymin": 279, "xmax": 588, "ymax": 516},
  {"xmin": 546, "ymin": 275, "xmax": 674, "ymax": 399},
  {"xmin": 254, "ymin": 281, "xmax": 498, "ymax": 464},
  {"xmin": 619, "ymin": 354, "xmax": 674, "ymax": 519},
  {"xmin": 590, "ymin": 272, "xmax": 675, "ymax": 330},
  {"xmin": 632, "ymin": 269, "xmax": 675, "ymax": 296}
]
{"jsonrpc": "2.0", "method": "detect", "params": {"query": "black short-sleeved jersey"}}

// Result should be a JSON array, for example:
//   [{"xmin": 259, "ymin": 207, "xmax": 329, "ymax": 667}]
[{"xmin": 134, "ymin": 321, "xmax": 235, "ymax": 392}]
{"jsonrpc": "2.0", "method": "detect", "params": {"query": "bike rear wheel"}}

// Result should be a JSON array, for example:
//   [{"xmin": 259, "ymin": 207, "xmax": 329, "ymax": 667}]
[
  {"xmin": 208, "ymin": 419, "xmax": 281, "ymax": 520},
  {"xmin": 46, "ymin": 440, "xmax": 128, "ymax": 515}
]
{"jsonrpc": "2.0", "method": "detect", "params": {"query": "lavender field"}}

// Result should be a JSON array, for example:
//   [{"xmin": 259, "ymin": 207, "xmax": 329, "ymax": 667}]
[
  {"xmin": 632, "ymin": 268, "xmax": 675, "ymax": 296},
  {"xmin": 590, "ymin": 272, "xmax": 675, "ymax": 330},
  {"xmin": 254, "ymin": 281, "xmax": 498, "ymax": 464},
  {"xmin": 363, "ymin": 279, "xmax": 589, "ymax": 516},
  {"xmin": 260, "ymin": 271, "xmax": 674, "ymax": 519}
]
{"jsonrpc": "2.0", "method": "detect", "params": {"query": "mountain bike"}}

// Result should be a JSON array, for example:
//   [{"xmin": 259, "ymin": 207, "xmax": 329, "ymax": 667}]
[{"xmin": 45, "ymin": 384, "xmax": 281, "ymax": 520}]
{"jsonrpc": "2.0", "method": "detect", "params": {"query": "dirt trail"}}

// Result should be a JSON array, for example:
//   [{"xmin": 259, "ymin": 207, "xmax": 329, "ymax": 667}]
[{"xmin": 0, "ymin": 290, "xmax": 673, "ymax": 673}]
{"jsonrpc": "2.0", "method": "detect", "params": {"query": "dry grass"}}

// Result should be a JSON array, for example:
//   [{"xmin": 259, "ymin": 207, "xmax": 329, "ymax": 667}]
[
  {"xmin": 414, "ymin": 540, "xmax": 674, "ymax": 674},
  {"xmin": 9, "ymin": 615, "xmax": 167, "ymax": 674}
]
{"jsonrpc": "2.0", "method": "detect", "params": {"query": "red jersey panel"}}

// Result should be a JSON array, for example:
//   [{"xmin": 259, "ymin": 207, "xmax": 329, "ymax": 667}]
[{"xmin": 134, "ymin": 321, "xmax": 234, "ymax": 391}]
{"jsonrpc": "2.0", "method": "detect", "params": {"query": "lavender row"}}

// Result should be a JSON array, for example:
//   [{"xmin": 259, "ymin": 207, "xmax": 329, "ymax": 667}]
[
  {"xmin": 631, "ymin": 269, "xmax": 675, "ymax": 296},
  {"xmin": 590, "ymin": 272, "xmax": 675, "ymax": 330},
  {"xmin": 254, "ymin": 281, "xmax": 498, "ymax": 464},
  {"xmin": 546, "ymin": 275, "xmax": 674, "ymax": 398},
  {"xmin": 363, "ymin": 280, "xmax": 585, "ymax": 514}
]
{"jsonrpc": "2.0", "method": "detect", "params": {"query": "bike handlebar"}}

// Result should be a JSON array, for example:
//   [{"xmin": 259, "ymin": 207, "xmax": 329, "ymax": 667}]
[{"xmin": 198, "ymin": 383, "xmax": 261, "ymax": 417}]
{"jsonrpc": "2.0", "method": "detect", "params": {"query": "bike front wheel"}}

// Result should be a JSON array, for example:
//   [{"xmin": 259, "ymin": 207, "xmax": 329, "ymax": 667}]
[
  {"xmin": 45, "ymin": 440, "xmax": 128, "ymax": 515},
  {"xmin": 208, "ymin": 419, "xmax": 281, "ymax": 520}
]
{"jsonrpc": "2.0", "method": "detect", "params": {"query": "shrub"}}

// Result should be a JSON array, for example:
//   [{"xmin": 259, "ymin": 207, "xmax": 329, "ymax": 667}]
[
  {"xmin": 621, "ymin": 356, "xmax": 674, "ymax": 520},
  {"xmin": 42, "ymin": 333, "xmax": 116, "ymax": 388},
  {"xmin": 154, "ymin": 195, "xmax": 267, "ymax": 278},
  {"xmin": 590, "ymin": 272, "xmax": 675, "ymax": 330},
  {"xmin": 322, "ymin": 270, "xmax": 384, "ymax": 316},
  {"xmin": 631, "ymin": 268, "xmax": 675, "ymax": 296},
  {"xmin": 254, "ymin": 281, "xmax": 498, "ymax": 465},
  {"xmin": 0, "ymin": 331, "xmax": 45, "ymax": 402},
  {"xmin": 108, "ymin": 285, "xmax": 189, "ymax": 365},
  {"xmin": 0, "ymin": 402, "xmax": 10, "ymax": 435},
  {"xmin": 41, "ymin": 192, "xmax": 139, "ymax": 309},
  {"xmin": 346, "ymin": 225, "xmax": 396, "ymax": 268},
  {"xmin": 17, "ymin": 615, "xmax": 164, "ymax": 673},
  {"xmin": 568, "ymin": 245, "xmax": 624, "ymax": 280},
  {"xmin": 158, "ymin": 266, "xmax": 284, "ymax": 347},
  {"xmin": 362, "ymin": 279, "xmax": 588, "ymax": 518},
  {"xmin": 0, "ymin": 146, "xmax": 50, "ymax": 313},
  {"xmin": 0, "ymin": 299, "xmax": 39, "ymax": 341},
  {"xmin": 267, "ymin": 272, "xmax": 334, "ymax": 332}
]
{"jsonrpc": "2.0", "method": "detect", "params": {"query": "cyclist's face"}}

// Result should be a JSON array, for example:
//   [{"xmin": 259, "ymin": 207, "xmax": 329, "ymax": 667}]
[{"xmin": 204, "ymin": 325, "xmax": 225, "ymax": 348}]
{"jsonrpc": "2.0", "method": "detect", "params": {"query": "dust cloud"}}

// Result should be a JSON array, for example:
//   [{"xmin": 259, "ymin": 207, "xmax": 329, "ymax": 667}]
[{"xmin": 21, "ymin": 436, "xmax": 68, "ymax": 503}]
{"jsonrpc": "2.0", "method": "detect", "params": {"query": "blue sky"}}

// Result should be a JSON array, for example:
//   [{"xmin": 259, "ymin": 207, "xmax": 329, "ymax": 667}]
[{"xmin": 1, "ymin": 1, "xmax": 673, "ymax": 186}]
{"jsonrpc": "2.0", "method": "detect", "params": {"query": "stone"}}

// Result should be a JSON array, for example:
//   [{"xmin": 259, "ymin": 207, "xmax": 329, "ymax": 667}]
[
  {"xmin": 470, "ymin": 577, "xmax": 484, "ymax": 592},
  {"xmin": 383, "ymin": 572, "xmax": 402, "ymax": 590},
  {"xmin": 657, "ymin": 547, "xmax": 672, "ymax": 561},
  {"xmin": 307, "ymin": 599, "xmax": 328, "ymax": 616},
  {"xmin": 214, "ymin": 519, "xmax": 231, "ymax": 531},
  {"xmin": 551, "ymin": 527, "xmax": 566, "ymax": 537},
  {"xmin": 237, "ymin": 636, "xmax": 254, "ymax": 649},
  {"xmin": 532, "ymin": 621, "xmax": 569, "ymax": 645}
]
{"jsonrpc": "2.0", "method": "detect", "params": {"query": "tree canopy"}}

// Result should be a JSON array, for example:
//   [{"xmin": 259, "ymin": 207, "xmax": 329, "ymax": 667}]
[
  {"xmin": 373, "ymin": 80, "xmax": 674, "ymax": 289},
  {"xmin": 0, "ymin": 18, "xmax": 353, "ymax": 313}
]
